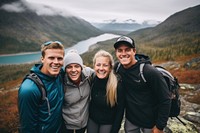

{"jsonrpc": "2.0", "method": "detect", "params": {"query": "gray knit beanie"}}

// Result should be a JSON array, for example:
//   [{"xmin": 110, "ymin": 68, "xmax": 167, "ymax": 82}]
[{"xmin": 64, "ymin": 49, "xmax": 83, "ymax": 69}]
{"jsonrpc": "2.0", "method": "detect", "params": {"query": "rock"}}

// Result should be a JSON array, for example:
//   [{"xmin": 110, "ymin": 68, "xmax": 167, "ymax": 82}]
[
  {"xmin": 184, "ymin": 112, "xmax": 200, "ymax": 124},
  {"xmin": 165, "ymin": 117, "xmax": 199, "ymax": 133},
  {"xmin": 154, "ymin": 61, "xmax": 180, "ymax": 70},
  {"xmin": 118, "ymin": 116, "xmax": 199, "ymax": 133},
  {"xmin": 180, "ymin": 84, "xmax": 196, "ymax": 90},
  {"xmin": 183, "ymin": 57, "xmax": 200, "ymax": 70}
]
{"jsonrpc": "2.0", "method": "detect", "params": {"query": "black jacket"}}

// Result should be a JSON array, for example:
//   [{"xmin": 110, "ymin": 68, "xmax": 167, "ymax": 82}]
[
  {"xmin": 115, "ymin": 54, "xmax": 171, "ymax": 130},
  {"xmin": 89, "ymin": 76, "xmax": 125, "ymax": 133}
]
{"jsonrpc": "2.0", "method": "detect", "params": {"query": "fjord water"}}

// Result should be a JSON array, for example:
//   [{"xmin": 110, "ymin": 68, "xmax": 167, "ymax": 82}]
[{"xmin": 0, "ymin": 33, "xmax": 119, "ymax": 65}]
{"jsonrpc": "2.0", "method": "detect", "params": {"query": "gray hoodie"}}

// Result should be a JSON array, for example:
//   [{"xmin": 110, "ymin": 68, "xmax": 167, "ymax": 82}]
[{"xmin": 62, "ymin": 67, "xmax": 94, "ymax": 129}]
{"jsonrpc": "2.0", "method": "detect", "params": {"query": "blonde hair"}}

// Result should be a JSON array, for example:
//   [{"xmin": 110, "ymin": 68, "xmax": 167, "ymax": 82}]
[
  {"xmin": 41, "ymin": 41, "xmax": 65, "ymax": 57},
  {"xmin": 93, "ymin": 50, "xmax": 118, "ymax": 107}
]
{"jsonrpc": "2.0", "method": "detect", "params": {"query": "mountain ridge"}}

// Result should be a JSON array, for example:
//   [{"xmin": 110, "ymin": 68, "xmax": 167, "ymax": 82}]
[
  {"xmin": 92, "ymin": 19, "xmax": 160, "ymax": 34},
  {"xmin": 82, "ymin": 5, "xmax": 200, "ymax": 63},
  {"xmin": 130, "ymin": 5, "xmax": 200, "ymax": 46},
  {"xmin": 0, "ymin": 0, "xmax": 102, "ymax": 54}
]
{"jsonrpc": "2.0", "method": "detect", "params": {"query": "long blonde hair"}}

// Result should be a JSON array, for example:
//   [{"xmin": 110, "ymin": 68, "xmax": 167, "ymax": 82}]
[{"xmin": 93, "ymin": 50, "xmax": 118, "ymax": 107}]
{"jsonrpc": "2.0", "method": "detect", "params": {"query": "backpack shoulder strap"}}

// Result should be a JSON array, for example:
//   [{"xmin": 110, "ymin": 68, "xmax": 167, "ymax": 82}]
[
  {"xmin": 114, "ymin": 61, "xmax": 121, "ymax": 74},
  {"xmin": 139, "ymin": 63, "xmax": 146, "ymax": 82},
  {"xmin": 23, "ymin": 73, "xmax": 51, "ymax": 115},
  {"xmin": 25, "ymin": 73, "xmax": 47, "ymax": 101}
]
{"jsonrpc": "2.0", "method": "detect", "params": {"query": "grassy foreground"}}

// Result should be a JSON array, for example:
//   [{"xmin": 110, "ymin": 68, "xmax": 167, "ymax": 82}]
[{"xmin": 0, "ymin": 54, "xmax": 200, "ymax": 133}]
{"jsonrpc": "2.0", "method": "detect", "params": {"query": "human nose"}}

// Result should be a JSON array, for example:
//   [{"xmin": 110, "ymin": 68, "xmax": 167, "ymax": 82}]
[
  {"xmin": 53, "ymin": 58, "xmax": 59, "ymax": 63},
  {"xmin": 99, "ymin": 65, "xmax": 104, "ymax": 70},
  {"xmin": 71, "ymin": 66, "xmax": 76, "ymax": 71},
  {"xmin": 121, "ymin": 50, "xmax": 127, "ymax": 55}
]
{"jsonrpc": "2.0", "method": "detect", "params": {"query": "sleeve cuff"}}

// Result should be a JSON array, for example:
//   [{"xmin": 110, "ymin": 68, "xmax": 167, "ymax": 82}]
[{"xmin": 156, "ymin": 125, "xmax": 164, "ymax": 130}]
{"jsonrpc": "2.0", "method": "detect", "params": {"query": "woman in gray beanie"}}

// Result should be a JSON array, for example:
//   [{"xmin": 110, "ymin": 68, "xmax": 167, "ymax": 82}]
[{"xmin": 62, "ymin": 49, "xmax": 94, "ymax": 133}]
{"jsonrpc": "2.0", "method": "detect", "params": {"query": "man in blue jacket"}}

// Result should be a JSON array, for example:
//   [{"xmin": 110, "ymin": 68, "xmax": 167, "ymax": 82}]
[
  {"xmin": 18, "ymin": 41, "xmax": 65, "ymax": 133},
  {"xmin": 114, "ymin": 36, "xmax": 171, "ymax": 133}
]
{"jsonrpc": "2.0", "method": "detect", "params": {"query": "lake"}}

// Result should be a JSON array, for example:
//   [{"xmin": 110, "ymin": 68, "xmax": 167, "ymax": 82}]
[{"xmin": 0, "ymin": 33, "xmax": 120, "ymax": 65}]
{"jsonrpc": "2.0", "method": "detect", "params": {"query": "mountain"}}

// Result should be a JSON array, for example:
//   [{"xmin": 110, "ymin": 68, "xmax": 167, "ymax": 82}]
[
  {"xmin": 82, "ymin": 5, "xmax": 200, "ymax": 62},
  {"xmin": 128, "ymin": 5, "xmax": 200, "ymax": 60},
  {"xmin": 131, "ymin": 5, "xmax": 200, "ymax": 44},
  {"xmin": 0, "ymin": 0, "xmax": 102, "ymax": 54},
  {"xmin": 92, "ymin": 19, "xmax": 160, "ymax": 34}
]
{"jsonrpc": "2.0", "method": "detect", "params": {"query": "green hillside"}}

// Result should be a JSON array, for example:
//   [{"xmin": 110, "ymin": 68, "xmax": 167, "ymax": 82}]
[
  {"xmin": 0, "ymin": 0, "xmax": 102, "ymax": 54},
  {"xmin": 82, "ymin": 5, "xmax": 200, "ymax": 64},
  {"xmin": 128, "ymin": 5, "xmax": 200, "ymax": 61}
]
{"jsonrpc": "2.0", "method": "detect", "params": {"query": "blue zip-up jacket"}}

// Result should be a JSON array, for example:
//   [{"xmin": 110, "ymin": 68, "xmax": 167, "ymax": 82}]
[{"xmin": 18, "ymin": 64, "xmax": 64, "ymax": 133}]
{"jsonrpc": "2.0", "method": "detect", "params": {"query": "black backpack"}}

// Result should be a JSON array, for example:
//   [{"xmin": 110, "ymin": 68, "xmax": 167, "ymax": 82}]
[
  {"xmin": 139, "ymin": 63, "xmax": 181, "ymax": 117},
  {"xmin": 115, "ymin": 54, "xmax": 186, "ymax": 125}
]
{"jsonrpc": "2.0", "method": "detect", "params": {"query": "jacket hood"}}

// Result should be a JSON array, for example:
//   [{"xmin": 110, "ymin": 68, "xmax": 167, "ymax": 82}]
[
  {"xmin": 28, "ymin": 64, "xmax": 64, "ymax": 116},
  {"xmin": 135, "ymin": 54, "xmax": 151, "ymax": 65},
  {"xmin": 30, "ymin": 64, "xmax": 62, "ymax": 81}
]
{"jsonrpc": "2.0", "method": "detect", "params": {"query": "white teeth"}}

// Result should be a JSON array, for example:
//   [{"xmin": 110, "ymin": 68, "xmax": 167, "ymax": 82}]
[
  {"xmin": 98, "ymin": 71, "xmax": 105, "ymax": 74},
  {"xmin": 120, "ymin": 57, "xmax": 129, "ymax": 61},
  {"xmin": 52, "ymin": 66, "xmax": 59, "ymax": 69},
  {"xmin": 70, "ymin": 72, "xmax": 78, "ymax": 76},
  {"xmin": 121, "ymin": 56, "xmax": 128, "ymax": 59},
  {"xmin": 121, "ymin": 58, "xmax": 127, "ymax": 61}
]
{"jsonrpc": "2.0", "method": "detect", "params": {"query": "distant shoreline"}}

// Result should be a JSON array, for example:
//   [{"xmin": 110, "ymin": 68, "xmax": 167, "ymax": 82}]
[
  {"xmin": 0, "ymin": 51, "xmax": 40, "ymax": 57},
  {"xmin": 0, "ymin": 60, "xmax": 40, "ymax": 66},
  {"xmin": 0, "ymin": 33, "xmax": 119, "ymax": 65}
]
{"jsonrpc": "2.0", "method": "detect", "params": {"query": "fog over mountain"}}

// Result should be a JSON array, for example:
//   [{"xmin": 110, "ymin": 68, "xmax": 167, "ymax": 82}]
[
  {"xmin": 0, "ymin": 0, "xmax": 102, "ymax": 54},
  {"xmin": 92, "ymin": 19, "xmax": 160, "ymax": 34},
  {"xmin": 0, "ymin": 0, "xmax": 74, "ymax": 17}
]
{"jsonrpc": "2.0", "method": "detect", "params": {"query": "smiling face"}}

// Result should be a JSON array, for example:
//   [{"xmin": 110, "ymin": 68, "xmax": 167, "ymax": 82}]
[
  {"xmin": 65, "ymin": 63, "xmax": 82, "ymax": 85},
  {"xmin": 115, "ymin": 44, "xmax": 137, "ymax": 69},
  {"xmin": 41, "ymin": 48, "xmax": 64, "ymax": 77},
  {"xmin": 94, "ymin": 56, "xmax": 111, "ymax": 79}
]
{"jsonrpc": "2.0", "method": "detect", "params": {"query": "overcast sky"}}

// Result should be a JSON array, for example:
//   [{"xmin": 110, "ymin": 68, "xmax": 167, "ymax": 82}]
[{"xmin": 2, "ymin": 0, "xmax": 200, "ymax": 23}]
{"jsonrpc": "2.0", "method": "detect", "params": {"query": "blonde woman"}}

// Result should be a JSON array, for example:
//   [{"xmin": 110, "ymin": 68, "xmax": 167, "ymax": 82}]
[{"xmin": 87, "ymin": 50, "xmax": 125, "ymax": 133}]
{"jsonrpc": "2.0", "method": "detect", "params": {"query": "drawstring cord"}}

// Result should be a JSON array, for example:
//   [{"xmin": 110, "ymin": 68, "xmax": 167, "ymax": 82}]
[{"xmin": 45, "ymin": 97, "xmax": 51, "ymax": 116}]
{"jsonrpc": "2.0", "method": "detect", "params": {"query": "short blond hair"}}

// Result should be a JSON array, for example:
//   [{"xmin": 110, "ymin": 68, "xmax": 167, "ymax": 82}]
[{"xmin": 41, "ymin": 41, "xmax": 65, "ymax": 57}]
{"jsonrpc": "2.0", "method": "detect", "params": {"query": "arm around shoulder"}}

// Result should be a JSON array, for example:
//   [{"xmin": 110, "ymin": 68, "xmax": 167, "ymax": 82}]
[{"xmin": 83, "ymin": 66, "xmax": 95, "ymax": 76}]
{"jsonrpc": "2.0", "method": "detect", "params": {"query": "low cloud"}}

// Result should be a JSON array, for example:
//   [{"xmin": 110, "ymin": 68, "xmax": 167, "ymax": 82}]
[
  {"xmin": 0, "ymin": 0, "xmax": 72, "ymax": 17},
  {"xmin": 1, "ymin": 2, "xmax": 26, "ymax": 12}
]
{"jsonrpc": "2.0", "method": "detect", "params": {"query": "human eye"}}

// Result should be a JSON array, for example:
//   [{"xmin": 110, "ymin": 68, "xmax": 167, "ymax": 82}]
[
  {"xmin": 125, "ymin": 48, "xmax": 131, "ymax": 52},
  {"xmin": 75, "ymin": 65, "xmax": 81, "ymax": 68},
  {"xmin": 95, "ymin": 63, "xmax": 101, "ymax": 67},
  {"xmin": 48, "ymin": 57, "xmax": 54, "ymax": 60},
  {"xmin": 66, "ymin": 65, "xmax": 72, "ymax": 69},
  {"xmin": 57, "ymin": 57, "xmax": 63, "ymax": 61},
  {"xmin": 117, "ymin": 49, "xmax": 122, "ymax": 53},
  {"xmin": 103, "ymin": 64, "xmax": 109, "ymax": 67}
]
